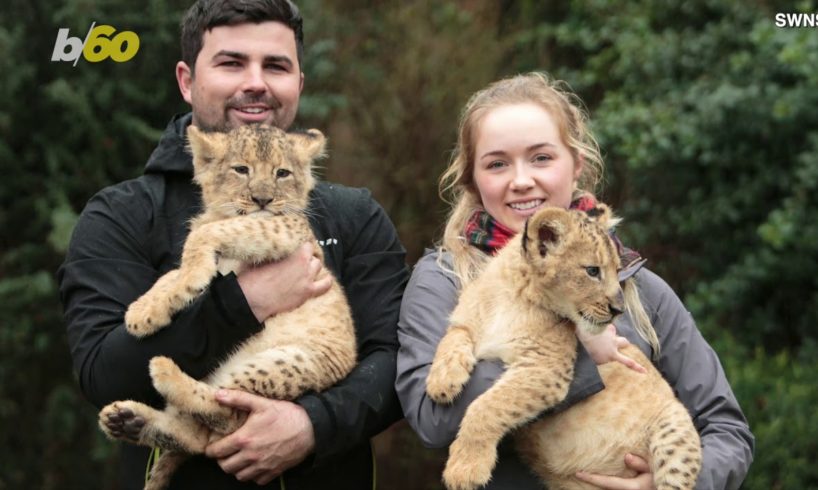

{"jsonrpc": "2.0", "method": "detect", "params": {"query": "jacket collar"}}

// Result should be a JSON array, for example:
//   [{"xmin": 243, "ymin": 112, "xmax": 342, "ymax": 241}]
[{"xmin": 144, "ymin": 113, "xmax": 194, "ymax": 175}]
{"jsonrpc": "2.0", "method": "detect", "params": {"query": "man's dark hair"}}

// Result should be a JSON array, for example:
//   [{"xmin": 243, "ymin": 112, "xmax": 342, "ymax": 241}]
[{"xmin": 180, "ymin": 0, "xmax": 304, "ymax": 73}]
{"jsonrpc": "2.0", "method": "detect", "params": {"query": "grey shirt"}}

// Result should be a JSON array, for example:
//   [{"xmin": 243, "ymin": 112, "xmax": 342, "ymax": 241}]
[{"xmin": 396, "ymin": 250, "xmax": 753, "ymax": 490}]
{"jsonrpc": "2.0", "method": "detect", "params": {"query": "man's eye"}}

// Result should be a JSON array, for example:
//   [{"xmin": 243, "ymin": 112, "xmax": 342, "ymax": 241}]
[
  {"xmin": 233, "ymin": 166, "xmax": 250, "ymax": 175},
  {"xmin": 585, "ymin": 266, "xmax": 600, "ymax": 278},
  {"xmin": 276, "ymin": 168, "xmax": 292, "ymax": 178}
]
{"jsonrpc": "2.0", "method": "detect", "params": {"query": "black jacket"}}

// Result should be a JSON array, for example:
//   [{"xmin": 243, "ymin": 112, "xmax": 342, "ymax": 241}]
[{"xmin": 58, "ymin": 113, "xmax": 409, "ymax": 489}]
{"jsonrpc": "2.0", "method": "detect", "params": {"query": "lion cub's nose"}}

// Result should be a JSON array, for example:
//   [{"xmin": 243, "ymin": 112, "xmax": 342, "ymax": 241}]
[
  {"xmin": 252, "ymin": 197, "xmax": 273, "ymax": 208},
  {"xmin": 609, "ymin": 304, "xmax": 624, "ymax": 317}
]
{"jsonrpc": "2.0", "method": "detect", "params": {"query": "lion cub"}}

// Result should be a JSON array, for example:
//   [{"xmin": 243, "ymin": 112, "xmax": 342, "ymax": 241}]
[
  {"xmin": 98, "ymin": 125, "xmax": 357, "ymax": 490},
  {"xmin": 426, "ymin": 205, "xmax": 701, "ymax": 490}
]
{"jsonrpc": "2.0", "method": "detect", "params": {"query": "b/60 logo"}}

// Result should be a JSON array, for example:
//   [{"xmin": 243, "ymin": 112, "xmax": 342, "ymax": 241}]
[{"xmin": 51, "ymin": 22, "xmax": 140, "ymax": 65}]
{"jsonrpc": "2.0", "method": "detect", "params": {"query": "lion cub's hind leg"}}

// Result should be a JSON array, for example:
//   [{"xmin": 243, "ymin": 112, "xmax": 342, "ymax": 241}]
[
  {"xmin": 98, "ymin": 400, "xmax": 209, "ymax": 453},
  {"xmin": 647, "ymin": 402, "xmax": 702, "ymax": 490},
  {"xmin": 148, "ymin": 356, "xmax": 243, "ymax": 434}
]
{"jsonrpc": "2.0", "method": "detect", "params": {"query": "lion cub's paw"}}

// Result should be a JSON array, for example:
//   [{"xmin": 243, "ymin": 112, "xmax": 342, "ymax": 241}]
[
  {"xmin": 125, "ymin": 296, "xmax": 171, "ymax": 337},
  {"xmin": 98, "ymin": 400, "xmax": 152, "ymax": 444},
  {"xmin": 149, "ymin": 356, "xmax": 187, "ymax": 398},
  {"xmin": 442, "ymin": 441, "xmax": 496, "ymax": 490},
  {"xmin": 426, "ymin": 360, "xmax": 472, "ymax": 405}
]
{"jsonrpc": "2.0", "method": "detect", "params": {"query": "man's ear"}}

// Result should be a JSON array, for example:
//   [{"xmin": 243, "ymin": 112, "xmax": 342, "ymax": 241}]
[
  {"xmin": 523, "ymin": 207, "xmax": 571, "ymax": 258},
  {"xmin": 289, "ymin": 129, "xmax": 327, "ymax": 162},
  {"xmin": 186, "ymin": 126, "xmax": 226, "ymax": 170},
  {"xmin": 176, "ymin": 61, "xmax": 194, "ymax": 105}
]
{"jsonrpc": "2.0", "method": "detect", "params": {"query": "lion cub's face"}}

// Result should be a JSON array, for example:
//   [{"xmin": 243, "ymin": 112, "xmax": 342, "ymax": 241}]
[
  {"xmin": 521, "ymin": 205, "xmax": 624, "ymax": 334},
  {"xmin": 187, "ymin": 125, "xmax": 325, "ymax": 218}
]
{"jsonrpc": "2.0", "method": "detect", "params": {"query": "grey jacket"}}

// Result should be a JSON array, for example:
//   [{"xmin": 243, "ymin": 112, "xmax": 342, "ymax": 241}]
[{"xmin": 396, "ymin": 250, "xmax": 753, "ymax": 490}]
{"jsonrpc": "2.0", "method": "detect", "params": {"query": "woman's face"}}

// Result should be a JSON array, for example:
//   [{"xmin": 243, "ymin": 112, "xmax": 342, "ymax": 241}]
[{"xmin": 472, "ymin": 103, "xmax": 583, "ymax": 233}]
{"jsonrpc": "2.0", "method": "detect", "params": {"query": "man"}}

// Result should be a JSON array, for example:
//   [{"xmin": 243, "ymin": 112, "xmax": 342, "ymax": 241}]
[{"xmin": 57, "ymin": 1, "xmax": 408, "ymax": 488}]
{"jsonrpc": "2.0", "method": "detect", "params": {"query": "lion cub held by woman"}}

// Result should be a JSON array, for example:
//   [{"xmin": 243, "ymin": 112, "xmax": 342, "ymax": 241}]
[
  {"xmin": 426, "ymin": 205, "xmax": 701, "ymax": 490},
  {"xmin": 98, "ymin": 125, "xmax": 357, "ymax": 490}
]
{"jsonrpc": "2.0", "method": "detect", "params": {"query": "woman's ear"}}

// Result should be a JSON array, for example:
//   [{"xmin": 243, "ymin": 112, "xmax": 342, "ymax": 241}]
[{"xmin": 573, "ymin": 152, "xmax": 585, "ymax": 182}]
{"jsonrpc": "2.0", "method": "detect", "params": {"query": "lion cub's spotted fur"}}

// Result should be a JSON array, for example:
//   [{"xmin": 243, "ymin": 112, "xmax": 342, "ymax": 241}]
[
  {"xmin": 98, "ymin": 125, "xmax": 357, "ymax": 490},
  {"xmin": 426, "ymin": 205, "xmax": 701, "ymax": 490}
]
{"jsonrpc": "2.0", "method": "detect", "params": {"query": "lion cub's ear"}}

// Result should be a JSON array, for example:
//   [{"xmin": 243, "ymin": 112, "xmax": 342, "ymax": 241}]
[
  {"xmin": 186, "ymin": 126, "xmax": 228, "ymax": 170},
  {"xmin": 584, "ymin": 203, "xmax": 621, "ymax": 231},
  {"xmin": 523, "ymin": 207, "xmax": 572, "ymax": 258},
  {"xmin": 288, "ymin": 129, "xmax": 327, "ymax": 163}
]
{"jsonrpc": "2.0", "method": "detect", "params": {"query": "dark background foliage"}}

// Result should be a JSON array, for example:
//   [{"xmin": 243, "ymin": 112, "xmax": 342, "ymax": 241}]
[{"xmin": 1, "ymin": 0, "xmax": 816, "ymax": 488}]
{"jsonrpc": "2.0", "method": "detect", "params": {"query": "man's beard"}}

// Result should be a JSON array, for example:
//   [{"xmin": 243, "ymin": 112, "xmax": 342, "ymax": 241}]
[{"xmin": 194, "ymin": 94, "xmax": 283, "ymax": 132}]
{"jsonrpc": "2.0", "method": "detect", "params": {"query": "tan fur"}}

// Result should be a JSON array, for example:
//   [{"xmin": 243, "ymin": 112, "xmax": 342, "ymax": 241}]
[
  {"xmin": 98, "ymin": 125, "xmax": 357, "ymax": 490},
  {"xmin": 426, "ymin": 205, "xmax": 701, "ymax": 490}
]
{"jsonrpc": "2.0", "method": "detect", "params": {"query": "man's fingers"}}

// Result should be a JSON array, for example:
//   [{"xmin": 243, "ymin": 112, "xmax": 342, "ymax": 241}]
[
  {"xmin": 253, "ymin": 470, "xmax": 280, "ymax": 486},
  {"xmin": 206, "ymin": 435, "xmax": 240, "ymax": 459},
  {"xmin": 215, "ymin": 389, "xmax": 264, "ymax": 411},
  {"xmin": 311, "ymin": 275, "xmax": 333, "ymax": 297},
  {"xmin": 308, "ymin": 256, "xmax": 322, "ymax": 277}
]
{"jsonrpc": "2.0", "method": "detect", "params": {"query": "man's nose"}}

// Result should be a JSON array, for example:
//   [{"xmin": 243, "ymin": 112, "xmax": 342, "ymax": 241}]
[{"xmin": 241, "ymin": 64, "xmax": 266, "ymax": 92}]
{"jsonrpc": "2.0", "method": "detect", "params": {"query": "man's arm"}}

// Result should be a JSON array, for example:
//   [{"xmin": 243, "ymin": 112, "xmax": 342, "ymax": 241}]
[{"xmin": 58, "ymin": 181, "xmax": 263, "ymax": 407}]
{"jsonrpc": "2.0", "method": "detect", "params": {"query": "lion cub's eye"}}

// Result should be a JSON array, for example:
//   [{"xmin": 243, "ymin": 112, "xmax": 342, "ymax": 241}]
[
  {"xmin": 585, "ymin": 266, "xmax": 601, "ymax": 278},
  {"xmin": 232, "ymin": 165, "xmax": 250, "ymax": 175},
  {"xmin": 276, "ymin": 168, "xmax": 292, "ymax": 178}
]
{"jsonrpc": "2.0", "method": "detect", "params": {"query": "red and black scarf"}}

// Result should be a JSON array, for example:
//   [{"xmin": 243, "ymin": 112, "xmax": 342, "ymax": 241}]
[{"xmin": 463, "ymin": 194, "xmax": 642, "ymax": 270}]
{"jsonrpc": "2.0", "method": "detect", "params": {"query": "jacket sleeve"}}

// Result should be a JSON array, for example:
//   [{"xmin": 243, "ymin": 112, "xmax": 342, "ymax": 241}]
[
  {"xmin": 57, "ymin": 182, "xmax": 263, "ymax": 408},
  {"xmin": 295, "ymin": 190, "xmax": 409, "ymax": 466},
  {"xmin": 639, "ymin": 269, "xmax": 754, "ymax": 490},
  {"xmin": 395, "ymin": 252, "xmax": 604, "ymax": 449}
]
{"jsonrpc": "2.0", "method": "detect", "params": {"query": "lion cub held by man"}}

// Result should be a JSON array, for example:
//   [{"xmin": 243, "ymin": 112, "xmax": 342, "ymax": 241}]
[
  {"xmin": 98, "ymin": 125, "xmax": 357, "ymax": 490},
  {"xmin": 426, "ymin": 205, "xmax": 701, "ymax": 490}
]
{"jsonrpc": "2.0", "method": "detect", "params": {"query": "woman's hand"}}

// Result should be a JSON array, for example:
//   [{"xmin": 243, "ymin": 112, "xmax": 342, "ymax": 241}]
[
  {"xmin": 576, "ymin": 453, "xmax": 656, "ymax": 490},
  {"xmin": 576, "ymin": 324, "xmax": 646, "ymax": 373}
]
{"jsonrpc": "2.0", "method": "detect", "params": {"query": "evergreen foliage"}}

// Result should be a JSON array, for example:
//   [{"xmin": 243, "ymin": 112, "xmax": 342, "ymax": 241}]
[{"xmin": 1, "ymin": 0, "xmax": 815, "ymax": 488}]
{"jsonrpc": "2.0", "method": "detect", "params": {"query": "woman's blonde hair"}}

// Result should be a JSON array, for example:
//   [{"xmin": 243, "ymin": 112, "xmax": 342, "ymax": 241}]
[{"xmin": 438, "ymin": 72, "xmax": 659, "ymax": 357}]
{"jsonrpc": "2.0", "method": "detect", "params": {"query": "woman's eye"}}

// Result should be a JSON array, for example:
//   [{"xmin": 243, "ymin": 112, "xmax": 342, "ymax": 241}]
[
  {"xmin": 276, "ymin": 168, "xmax": 292, "ymax": 178},
  {"xmin": 233, "ymin": 166, "xmax": 249, "ymax": 175},
  {"xmin": 533, "ymin": 154, "xmax": 552, "ymax": 163},
  {"xmin": 487, "ymin": 161, "xmax": 505, "ymax": 169},
  {"xmin": 585, "ymin": 266, "xmax": 600, "ymax": 278}
]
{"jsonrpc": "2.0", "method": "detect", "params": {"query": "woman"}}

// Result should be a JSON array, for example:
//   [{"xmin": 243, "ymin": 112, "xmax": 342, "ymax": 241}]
[{"xmin": 395, "ymin": 72, "xmax": 753, "ymax": 489}]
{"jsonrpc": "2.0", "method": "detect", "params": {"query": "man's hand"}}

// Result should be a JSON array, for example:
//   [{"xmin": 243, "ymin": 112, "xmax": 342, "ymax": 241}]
[
  {"xmin": 575, "ymin": 453, "xmax": 656, "ymax": 490},
  {"xmin": 205, "ymin": 389, "xmax": 316, "ymax": 485},
  {"xmin": 237, "ymin": 242, "xmax": 332, "ymax": 322},
  {"xmin": 576, "ymin": 324, "xmax": 647, "ymax": 374}
]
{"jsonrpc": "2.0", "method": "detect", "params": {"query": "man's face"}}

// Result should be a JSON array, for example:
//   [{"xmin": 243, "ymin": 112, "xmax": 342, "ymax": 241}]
[{"xmin": 176, "ymin": 21, "xmax": 304, "ymax": 132}]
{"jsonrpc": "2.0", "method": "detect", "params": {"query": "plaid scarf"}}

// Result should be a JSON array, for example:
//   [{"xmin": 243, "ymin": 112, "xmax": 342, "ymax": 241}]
[{"xmin": 463, "ymin": 194, "xmax": 643, "ymax": 270}]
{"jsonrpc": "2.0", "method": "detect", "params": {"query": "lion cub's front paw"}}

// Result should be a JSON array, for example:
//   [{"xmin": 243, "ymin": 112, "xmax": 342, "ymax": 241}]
[
  {"xmin": 125, "ymin": 296, "xmax": 171, "ymax": 337},
  {"xmin": 426, "ymin": 360, "xmax": 471, "ymax": 405},
  {"xmin": 442, "ymin": 441, "xmax": 497, "ymax": 490}
]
